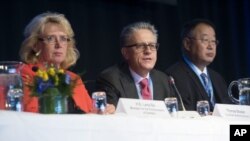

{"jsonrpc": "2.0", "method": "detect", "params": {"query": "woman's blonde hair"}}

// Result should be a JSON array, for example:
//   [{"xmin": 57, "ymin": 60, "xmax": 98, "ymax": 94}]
[{"xmin": 19, "ymin": 12, "xmax": 79, "ymax": 69}]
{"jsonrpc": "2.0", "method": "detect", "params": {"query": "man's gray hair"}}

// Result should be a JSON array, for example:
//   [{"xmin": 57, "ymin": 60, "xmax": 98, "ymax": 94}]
[{"xmin": 120, "ymin": 22, "xmax": 158, "ymax": 47}]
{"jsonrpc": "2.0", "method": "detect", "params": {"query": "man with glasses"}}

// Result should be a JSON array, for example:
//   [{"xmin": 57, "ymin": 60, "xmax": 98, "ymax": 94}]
[
  {"xmin": 166, "ymin": 19, "xmax": 232, "ymax": 111},
  {"xmin": 96, "ymin": 22, "xmax": 174, "ymax": 108}
]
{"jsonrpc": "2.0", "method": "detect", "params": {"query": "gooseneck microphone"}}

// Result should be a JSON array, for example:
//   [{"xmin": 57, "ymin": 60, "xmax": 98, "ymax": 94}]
[{"xmin": 169, "ymin": 76, "xmax": 186, "ymax": 111}]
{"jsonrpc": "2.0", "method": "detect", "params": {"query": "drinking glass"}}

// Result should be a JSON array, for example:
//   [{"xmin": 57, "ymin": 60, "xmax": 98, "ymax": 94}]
[
  {"xmin": 197, "ymin": 100, "xmax": 210, "ymax": 116},
  {"xmin": 92, "ymin": 91, "xmax": 107, "ymax": 114},
  {"xmin": 165, "ymin": 97, "xmax": 178, "ymax": 117}
]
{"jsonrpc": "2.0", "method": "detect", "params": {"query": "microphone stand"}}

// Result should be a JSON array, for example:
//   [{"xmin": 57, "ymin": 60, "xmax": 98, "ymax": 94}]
[
  {"xmin": 168, "ymin": 75, "xmax": 200, "ymax": 118},
  {"xmin": 169, "ymin": 76, "xmax": 186, "ymax": 111}
]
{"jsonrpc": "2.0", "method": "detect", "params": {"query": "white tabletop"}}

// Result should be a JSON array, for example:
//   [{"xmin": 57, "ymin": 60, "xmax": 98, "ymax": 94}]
[{"xmin": 0, "ymin": 110, "xmax": 249, "ymax": 141}]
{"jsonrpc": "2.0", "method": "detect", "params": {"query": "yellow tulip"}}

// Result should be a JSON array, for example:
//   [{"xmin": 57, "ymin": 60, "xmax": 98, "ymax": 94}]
[
  {"xmin": 36, "ymin": 69, "xmax": 43, "ymax": 78},
  {"xmin": 58, "ymin": 69, "xmax": 64, "ymax": 74},
  {"xmin": 48, "ymin": 67, "xmax": 56, "ymax": 76},
  {"xmin": 42, "ymin": 72, "xmax": 49, "ymax": 81}
]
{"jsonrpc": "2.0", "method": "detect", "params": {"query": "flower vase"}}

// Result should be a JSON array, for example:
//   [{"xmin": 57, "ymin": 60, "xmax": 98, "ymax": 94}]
[{"xmin": 39, "ymin": 95, "xmax": 68, "ymax": 114}]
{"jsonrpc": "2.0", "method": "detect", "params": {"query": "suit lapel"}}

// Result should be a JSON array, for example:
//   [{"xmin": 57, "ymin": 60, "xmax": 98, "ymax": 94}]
[
  {"xmin": 208, "ymin": 70, "xmax": 221, "ymax": 101},
  {"xmin": 151, "ymin": 70, "xmax": 162, "ymax": 100},
  {"xmin": 180, "ymin": 61, "xmax": 209, "ymax": 100},
  {"xmin": 119, "ymin": 64, "xmax": 139, "ymax": 99}
]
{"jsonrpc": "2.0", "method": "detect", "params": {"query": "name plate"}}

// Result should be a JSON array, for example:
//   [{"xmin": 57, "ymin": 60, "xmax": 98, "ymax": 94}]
[
  {"xmin": 115, "ymin": 98, "xmax": 170, "ymax": 118},
  {"xmin": 213, "ymin": 104, "xmax": 250, "ymax": 119}
]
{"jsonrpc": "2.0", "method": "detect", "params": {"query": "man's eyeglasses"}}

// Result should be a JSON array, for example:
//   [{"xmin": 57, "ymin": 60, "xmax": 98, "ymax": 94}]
[
  {"xmin": 38, "ymin": 35, "xmax": 70, "ymax": 45},
  {"xmin": 124, "ymin": 42, "xmax": 159, "ymax": 52},
  {"xmin": 188, "ymin": 37, "xmax": 219, "ymax": 46}
]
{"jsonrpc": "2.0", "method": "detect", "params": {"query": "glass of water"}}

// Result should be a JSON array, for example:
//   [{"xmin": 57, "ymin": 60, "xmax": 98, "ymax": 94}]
[
  {"xmin": 165, "ymin": 97, "xmax": 178, "ymax": 117},
  {"xmin": 197, "ymin": 100, "xmax": 210, "ymax": 116},
  {"xmin": 92, "ymin": 91, "xmax": 107, "ymax": 114}
]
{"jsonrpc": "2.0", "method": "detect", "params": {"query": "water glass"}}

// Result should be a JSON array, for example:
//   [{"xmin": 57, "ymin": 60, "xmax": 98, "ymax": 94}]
[
  {"xmin": 165, "ymin": 97, "xmax": 178, "ymax": 117},
  {"xmin": 197, "ymin": 100, "xmax": 210, "ymax": 116},
  {"xmin": 92, "ymin": 91, "xmax": 107, "ymax": 114}
]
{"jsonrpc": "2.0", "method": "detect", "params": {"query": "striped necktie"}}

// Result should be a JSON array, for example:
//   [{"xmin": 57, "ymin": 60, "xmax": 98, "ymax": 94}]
[{"xmin": 200, "ymin": 73, "xmax": 215, "ymax": 108}]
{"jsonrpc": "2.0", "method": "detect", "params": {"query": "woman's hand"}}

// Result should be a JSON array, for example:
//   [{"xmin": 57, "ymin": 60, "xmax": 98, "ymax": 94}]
[
  {"xmin": 90, "ymin": 103, "xmax": 116, "ymax": 114},
  {"xmin": 105, "ymin": 104, "xmax": 116, "ymax": 114}
]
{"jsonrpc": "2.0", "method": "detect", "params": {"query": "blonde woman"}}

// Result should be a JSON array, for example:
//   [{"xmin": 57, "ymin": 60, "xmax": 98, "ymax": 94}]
[{"xmin": 19, "ymin": 12, "xmax": 93, "ymax": 113}]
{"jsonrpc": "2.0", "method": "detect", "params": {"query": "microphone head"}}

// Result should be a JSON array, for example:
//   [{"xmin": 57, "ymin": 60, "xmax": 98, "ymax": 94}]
[{"xmin": 169, "ymin": 75, "xmax": 175, "ymax": 85}]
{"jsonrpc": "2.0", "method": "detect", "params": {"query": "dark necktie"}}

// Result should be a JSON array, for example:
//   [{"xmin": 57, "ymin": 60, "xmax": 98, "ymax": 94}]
[
  {"xmin": 200, "ymin": 73, "xmax": 215, "ymax": 108},
  {"xmin": 139, "ymin": 78, "xmax": 152, "ymax": 100}
]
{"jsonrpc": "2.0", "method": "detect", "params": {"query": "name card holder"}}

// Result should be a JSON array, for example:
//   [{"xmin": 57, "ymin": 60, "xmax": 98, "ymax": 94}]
[
  {"xmin": 213, "ymin": 104, "xmax": 250, "ymax": 119},
  {"xmin": 115, "ymin": 98, "xmax": 171, "ymax": 118}
]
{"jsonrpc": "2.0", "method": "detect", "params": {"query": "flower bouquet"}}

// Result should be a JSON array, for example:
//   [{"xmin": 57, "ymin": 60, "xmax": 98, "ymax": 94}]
[{"xmin": 29, "ymin": 64, "xmax": 76, "ymax": 114}]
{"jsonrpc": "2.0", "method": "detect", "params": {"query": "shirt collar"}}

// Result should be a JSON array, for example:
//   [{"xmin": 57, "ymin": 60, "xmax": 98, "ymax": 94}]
[
  {"xmin": 183, "ymin": 55, "xmax": 208, "ymax": 76},
  {"xmin": 129, "ymin": 67, "xmax": 150, "ymax": 84}
]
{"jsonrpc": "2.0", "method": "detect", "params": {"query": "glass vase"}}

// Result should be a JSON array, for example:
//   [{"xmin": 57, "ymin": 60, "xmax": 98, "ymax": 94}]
[{"xmin": 39, "ymin": 95, "xmax": 68, "ymax": 114}]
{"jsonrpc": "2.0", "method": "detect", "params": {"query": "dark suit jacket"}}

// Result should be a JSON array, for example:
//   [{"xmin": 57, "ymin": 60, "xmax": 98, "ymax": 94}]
[
  {"xmin": 96, "ymin": 62, "xmax": 174, "ymax": 107},
  {"xmin": 166, "ymin": 59, "xmax": 232, "ymax": 111}
]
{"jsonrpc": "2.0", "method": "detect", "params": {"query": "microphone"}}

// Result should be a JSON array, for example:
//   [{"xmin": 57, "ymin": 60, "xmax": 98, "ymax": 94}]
[{"xmin": 168, "ymin": 75, "xmax": 186, "ymax": 111}]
